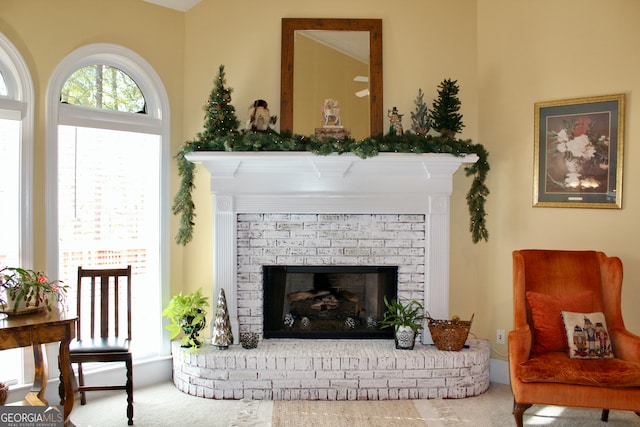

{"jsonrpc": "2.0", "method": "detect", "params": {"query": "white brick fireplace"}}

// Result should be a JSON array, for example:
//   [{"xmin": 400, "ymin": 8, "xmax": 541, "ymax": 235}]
[{"xmin": 186, "ymin": 152, "xmax": 478, "ymax": 344}]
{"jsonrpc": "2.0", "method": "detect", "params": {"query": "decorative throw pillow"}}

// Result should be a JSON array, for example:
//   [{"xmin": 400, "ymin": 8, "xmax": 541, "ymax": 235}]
[
  {"xmin": 525, "ymin": 290, "xmax": 593, "ymax": 354},
  {"xmin": 561, "ymin": 311, "xmax": 613, "ymax": 359}
]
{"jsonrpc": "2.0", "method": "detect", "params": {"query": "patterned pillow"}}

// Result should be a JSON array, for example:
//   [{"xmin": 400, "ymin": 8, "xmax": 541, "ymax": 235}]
[{"xmin": 561, "ymin": 311, "xmax": 613, "ymax": 359}]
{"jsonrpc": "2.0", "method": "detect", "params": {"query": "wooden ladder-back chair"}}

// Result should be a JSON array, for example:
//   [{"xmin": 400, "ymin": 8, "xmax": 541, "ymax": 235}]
[
  {"xmin": 60, "ymin": 266, "xmax": 134, "ymax": 425},
  {"xmin": 509, "ymin": 250, "xmax": 640, "ymax": 426}
]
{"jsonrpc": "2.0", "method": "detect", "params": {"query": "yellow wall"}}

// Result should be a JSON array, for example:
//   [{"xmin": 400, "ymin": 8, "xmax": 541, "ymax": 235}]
[
  {"xmin": 0, "ymin": 0, "xmax": 187, "ymax": 298},
  {"xmin": 473, "ymin": 0, "xmax": 640, "ymax": 359},
  {"xmin": 3, "ymin": 0, "xmax": 639, "ymax": 362}
]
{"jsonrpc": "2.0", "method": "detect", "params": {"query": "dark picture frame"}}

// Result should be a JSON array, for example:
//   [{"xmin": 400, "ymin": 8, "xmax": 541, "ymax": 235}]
[{"xmin": 534, "ymin": 94, "xmax": 624, "ymax": 208}]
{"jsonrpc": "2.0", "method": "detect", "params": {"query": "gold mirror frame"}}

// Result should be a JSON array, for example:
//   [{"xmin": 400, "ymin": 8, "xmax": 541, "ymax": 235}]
[{"xmin": 280, "ymin": 18, "xmax": 383, "ymax": 136}]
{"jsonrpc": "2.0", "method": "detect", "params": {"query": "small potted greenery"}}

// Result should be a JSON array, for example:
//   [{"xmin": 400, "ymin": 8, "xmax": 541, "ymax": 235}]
[
  {"xmin": 0, "ymin": 266, "xmax": 68, "ymax": 315},
  {"xmin": 162, "ymin": 288, "xmax": 209, "ymax": 348},
  {"xmin": 379, "ymin": 296, "xmax": 425, "ymax": 350}
]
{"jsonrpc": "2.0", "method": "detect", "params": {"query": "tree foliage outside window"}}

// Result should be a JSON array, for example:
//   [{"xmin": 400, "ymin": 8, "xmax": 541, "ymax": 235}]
[{"xmin": 61, "ymin": 65, "xmax": 146, "ymax": 113}]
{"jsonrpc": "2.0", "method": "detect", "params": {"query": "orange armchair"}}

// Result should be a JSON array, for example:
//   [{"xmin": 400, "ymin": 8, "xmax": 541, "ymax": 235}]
[{"xmin": 509, "ymin": 250, "xmax": 640, "ymax": 426}]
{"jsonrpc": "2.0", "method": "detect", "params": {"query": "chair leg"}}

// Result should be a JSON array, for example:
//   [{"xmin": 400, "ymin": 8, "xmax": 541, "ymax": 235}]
[
  {"xmin": 601, "ymin": 409, "xmax": 609, "ymax": 422},
  {"xmin": 513, "ymin": 401, "xmax": 532, "ymax": 427},
  {"xmin": 126, "ymin": 356, "xmax": 134, "ymax": 425},
  {"xmin": 77, "ymin": 362, "xmax": 86, "ymax": 405}
]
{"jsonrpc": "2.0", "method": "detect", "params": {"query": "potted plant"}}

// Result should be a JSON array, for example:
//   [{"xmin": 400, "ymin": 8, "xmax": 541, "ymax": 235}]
[
  {"xmin": 0, "ymin": 266, "xmax": 68, "ymax": 315},
  {"xmin": 162, "ymin": 288, "xmax": 209, "ymax": 348},
  {"xmin": 380, "ymin": 296, "xmax": 425, "ymax": 350}
]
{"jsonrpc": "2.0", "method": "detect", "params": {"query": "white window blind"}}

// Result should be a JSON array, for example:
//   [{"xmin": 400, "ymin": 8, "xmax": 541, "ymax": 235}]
[{"xmin": 58, "ymin": 125, "xmax": 161, "ymax": 358}]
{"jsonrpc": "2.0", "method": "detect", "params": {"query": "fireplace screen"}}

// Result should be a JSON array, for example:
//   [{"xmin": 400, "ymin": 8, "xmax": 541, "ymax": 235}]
[{"xmin": 263, "ymin": 266, "xmax": 397, "ymax": 339}]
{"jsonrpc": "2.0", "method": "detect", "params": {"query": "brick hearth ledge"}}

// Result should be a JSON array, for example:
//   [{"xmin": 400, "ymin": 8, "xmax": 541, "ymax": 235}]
[{"xmin": 172, "ymin": 339, "xmax": 490, "ymax": 400}]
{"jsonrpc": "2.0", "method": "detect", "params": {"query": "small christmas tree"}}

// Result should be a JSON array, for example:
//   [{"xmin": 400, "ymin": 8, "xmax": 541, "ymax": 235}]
[
  {"xmin": 172, "ymin": 65, "xmax": 240, "ymax": 246},
  {"xmin": 201, "ymin": 64, "xmax": 240, "ymax": 139},
  {"xmin": 212, "ymin": 288, "xmax": 233, "ymax": 349},
  {"xmin": 429, "ymin": 78, "xmax": 464, "ymax": 137},
  {"xmin": 410, "ymin": 88, "xmax": 431, "ymax": 136}
]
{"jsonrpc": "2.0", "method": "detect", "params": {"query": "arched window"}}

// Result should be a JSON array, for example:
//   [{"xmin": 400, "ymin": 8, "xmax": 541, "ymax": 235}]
[
  {"xmin": 0, "ymin": 33, "xmax": 34, "ymax": 385},
  {"xmin": 47, "ymin": 44, "xmax": 170, "ymax": 360},
  {"xmin": 61, "ymin": 65, "xmax": 146, "ymax": 113}
]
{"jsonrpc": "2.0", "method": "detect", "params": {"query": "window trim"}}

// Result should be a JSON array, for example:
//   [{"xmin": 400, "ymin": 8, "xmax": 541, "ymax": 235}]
[
  {"xmin": 59, "ymin": 103, "xmax": 161, "ymax": 134},
  {"xmin": 0, "ymin": 32, "xmax": 35, "ymax": 386},
  {"xmin": 0, "ymin": 33, "xmax": 34, "ymax": 269},
  {"xmin": 46, "ymin": 43, "xmax": 171, "ymax": 356}
]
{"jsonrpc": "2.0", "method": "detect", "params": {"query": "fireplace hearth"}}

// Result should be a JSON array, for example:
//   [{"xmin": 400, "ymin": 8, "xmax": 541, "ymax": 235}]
[
  {"xmin": 263, "ymin": 265, "xmax": 397, "ymax": 339},
  {"xmin": 173, "ymin": 153, "xmax": 490, "ymax": 402}
]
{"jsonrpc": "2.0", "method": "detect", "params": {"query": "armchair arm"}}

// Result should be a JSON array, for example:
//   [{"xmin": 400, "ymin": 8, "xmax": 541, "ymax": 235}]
[
  {"xmin": 508, "ymin": 326, "xmax": 532, "ymax": 365},
  {"xmin": 609, "ymin": 327, "xmax": 640, "ymax": 363}
]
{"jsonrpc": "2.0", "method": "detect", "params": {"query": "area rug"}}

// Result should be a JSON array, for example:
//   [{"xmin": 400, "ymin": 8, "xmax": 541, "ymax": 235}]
[{"xmin": 272, "ymin": 400, "xmax": 428, "ymax": 427}]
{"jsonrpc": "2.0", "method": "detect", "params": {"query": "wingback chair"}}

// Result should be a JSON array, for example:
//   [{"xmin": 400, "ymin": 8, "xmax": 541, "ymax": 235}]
[{"xmin": 509, "ymin": 250, "xmax": 640, "ymax": 426}]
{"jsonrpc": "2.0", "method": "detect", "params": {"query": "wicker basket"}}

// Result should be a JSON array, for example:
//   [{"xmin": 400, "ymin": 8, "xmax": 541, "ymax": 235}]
[{"xmin": 427, "ymin": 313, "xmax": 474, "ymax": 351}]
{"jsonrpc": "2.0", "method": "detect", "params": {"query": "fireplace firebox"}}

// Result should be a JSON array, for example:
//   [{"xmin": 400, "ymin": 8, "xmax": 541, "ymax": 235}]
[{"xmin": 263, "ymin": 265, "xmax": 397, "ymax": 339}]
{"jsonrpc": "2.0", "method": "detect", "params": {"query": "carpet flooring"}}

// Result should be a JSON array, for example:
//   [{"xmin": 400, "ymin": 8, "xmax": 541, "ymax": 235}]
[{"xmin": 70, "ymin": 381, "xmax": 640, "ymax": 426}]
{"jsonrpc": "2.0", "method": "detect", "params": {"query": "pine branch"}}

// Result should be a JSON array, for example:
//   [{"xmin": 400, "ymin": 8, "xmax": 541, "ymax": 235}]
[{"xmin": 173, "ymin": 131, "xmax": 490, "ymax": 245}]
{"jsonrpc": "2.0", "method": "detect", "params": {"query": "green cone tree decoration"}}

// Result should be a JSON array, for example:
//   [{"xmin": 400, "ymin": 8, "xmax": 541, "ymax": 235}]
[
  {"xmin": 429, "ymin": 78, "xmax": 464, "ymax": 137},
  {"xmin": 172, "ymin": 65, "xmax": 240, "ymax": 245},
  {"xmin": 212, "ymin": 288, "xmax": 233, "ymax": 349}
]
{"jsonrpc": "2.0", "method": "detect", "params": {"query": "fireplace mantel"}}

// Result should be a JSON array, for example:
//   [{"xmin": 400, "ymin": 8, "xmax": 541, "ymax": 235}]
[{"xmin": 187, "ymin": 152, "xmax": 478, "ymax": 344}]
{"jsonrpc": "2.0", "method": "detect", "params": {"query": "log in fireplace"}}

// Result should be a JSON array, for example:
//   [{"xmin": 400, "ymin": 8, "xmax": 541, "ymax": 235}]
[{"xmin": 263, "ymin": 265, "xmax": 397, "ymax": 339}]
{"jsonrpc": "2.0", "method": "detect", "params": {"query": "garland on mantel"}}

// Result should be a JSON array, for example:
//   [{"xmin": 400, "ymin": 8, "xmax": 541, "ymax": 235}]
[{"xmin": 172, "ymin": 131, "xmax": 490, "ymax": 246}]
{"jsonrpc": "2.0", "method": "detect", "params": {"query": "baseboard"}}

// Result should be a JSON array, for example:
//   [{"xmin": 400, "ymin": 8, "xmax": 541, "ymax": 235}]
[
  {"xmin": 489, "ymin": 358, "xmax": 510, "ymax": 385},
  {"xmin": 6, "ymin": 356, "xmax": 172, "ymax": 405}
]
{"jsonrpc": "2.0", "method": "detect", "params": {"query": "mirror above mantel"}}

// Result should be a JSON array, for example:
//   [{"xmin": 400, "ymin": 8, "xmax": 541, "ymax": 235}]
[{"xmin": 280, "ymin": 18, "xmax": 383, "ymax": 139}]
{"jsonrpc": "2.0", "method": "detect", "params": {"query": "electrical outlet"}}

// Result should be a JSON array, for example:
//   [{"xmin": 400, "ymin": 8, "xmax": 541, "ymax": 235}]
[{"xmin": 496, "ymin": 329, "xmax": 506, "ymax": 345}]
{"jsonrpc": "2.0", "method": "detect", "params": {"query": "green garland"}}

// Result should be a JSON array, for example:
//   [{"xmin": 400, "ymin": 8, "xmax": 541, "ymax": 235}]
[{"xmin": 172, "ymin": 131, "xmax": 489, "ymax": 245}]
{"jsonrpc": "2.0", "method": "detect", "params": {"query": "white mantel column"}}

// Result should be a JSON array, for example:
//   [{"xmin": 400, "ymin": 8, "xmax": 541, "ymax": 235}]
[
  {"xmin": 212, "ymin": 194, "xmax": 239, "ymax": 344},
  {"xmin": 423, "ymin": 194, "xmax": 451, "ymax": 344}
]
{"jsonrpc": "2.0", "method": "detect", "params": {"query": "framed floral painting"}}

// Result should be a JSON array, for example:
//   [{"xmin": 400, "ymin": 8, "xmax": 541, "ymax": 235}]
[{"xmin": 534, "ymin": 94, "xmax": 624, "ymax": 208}]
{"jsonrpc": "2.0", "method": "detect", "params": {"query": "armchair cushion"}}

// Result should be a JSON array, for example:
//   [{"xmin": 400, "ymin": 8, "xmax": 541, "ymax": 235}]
[
  {"xmin": 517, "ymin": 351, "xmax": 640, "ymax": 387},
  {"xmin": 561, "ymin": 311, "xmax": 613, "ymax": 359},
  {"xmin": 526, "ymin": 290, "xmax": 593, "ymax": 354}
]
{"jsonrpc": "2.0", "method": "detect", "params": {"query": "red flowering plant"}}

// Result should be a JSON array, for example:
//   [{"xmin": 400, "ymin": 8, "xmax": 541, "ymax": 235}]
[{"xmin": 0, "ymin": 267, "xmax": 69, "ymax": 313}]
